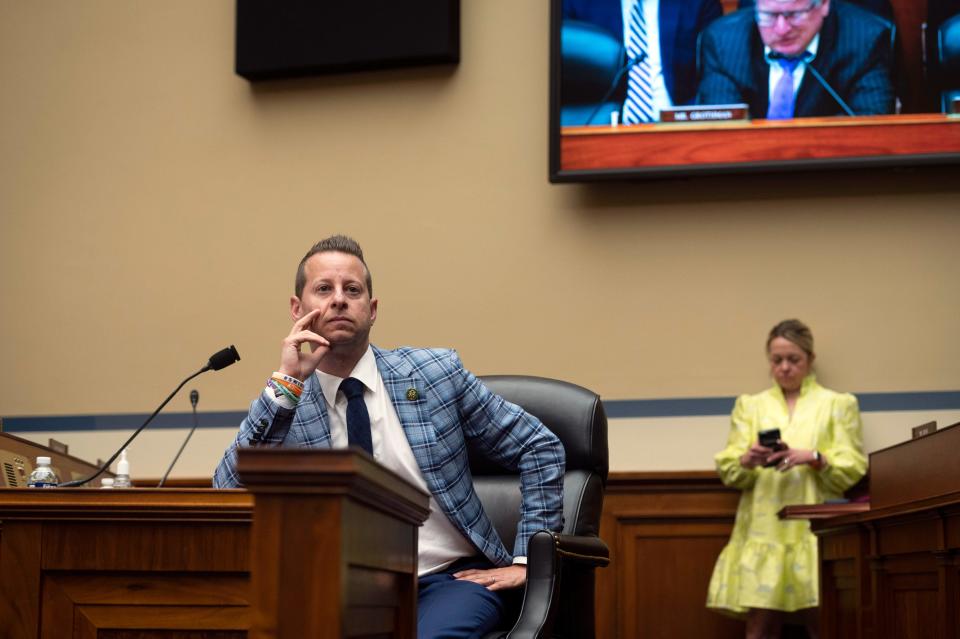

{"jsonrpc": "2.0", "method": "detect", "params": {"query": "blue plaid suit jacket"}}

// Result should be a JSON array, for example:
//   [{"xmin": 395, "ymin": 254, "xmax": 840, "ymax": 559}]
[
  {"xmin": 696, "ymin": 0, "xmax": 894, "ymax": 117},
  {"xmin": 213, "ymin": 346, "xmax": 565, "ymax": 565}
]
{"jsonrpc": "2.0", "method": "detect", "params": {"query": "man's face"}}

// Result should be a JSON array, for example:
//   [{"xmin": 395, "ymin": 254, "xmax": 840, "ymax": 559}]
[
  {"xmin": 291, "ymin": 251, "xmax": 377, "ymax": 349},
  {"xmin": 756, "ymin": 0, "xmax": 830, "ymax": 57}
]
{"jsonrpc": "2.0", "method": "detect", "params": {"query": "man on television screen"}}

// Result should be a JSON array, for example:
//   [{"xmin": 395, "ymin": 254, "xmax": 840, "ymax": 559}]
[
  {"xmin": 564, "ymin": 0, "xmax": 723, "ymax": 123},
  {"xmin": 695, "ymin": 0, "xmax": 895, "ymax": 119}
]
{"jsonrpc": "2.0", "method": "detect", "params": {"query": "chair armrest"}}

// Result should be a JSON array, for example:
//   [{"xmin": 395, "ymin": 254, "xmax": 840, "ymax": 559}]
[
  {"xmin": 552, "ymin": 533, "xmax": 610, "ymax": 567},
  {"xmin": 505, "ymin": 530, "xmax": 609, "ymax": 639}
]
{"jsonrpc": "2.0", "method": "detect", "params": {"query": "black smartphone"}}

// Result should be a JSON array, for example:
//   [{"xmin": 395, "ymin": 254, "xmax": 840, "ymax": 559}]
[{"xmin": 758, "ymin": 428, "xmax": 785, "ymax": 467}]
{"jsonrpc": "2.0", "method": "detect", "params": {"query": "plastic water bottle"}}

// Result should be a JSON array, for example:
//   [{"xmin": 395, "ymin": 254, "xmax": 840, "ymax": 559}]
[
  {"xmin": 27, "ymin": 456, "xmax": 60, "ymax": 488},
  {"xmin": 113, "ymin": 449, "xmax": 132, "ymax": 488}
]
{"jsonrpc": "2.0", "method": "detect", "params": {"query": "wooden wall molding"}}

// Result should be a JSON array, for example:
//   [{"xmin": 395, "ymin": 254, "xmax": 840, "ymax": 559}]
[{"xmin": 597, "ymin": 471, "xmax": 743, "ymax": 639}]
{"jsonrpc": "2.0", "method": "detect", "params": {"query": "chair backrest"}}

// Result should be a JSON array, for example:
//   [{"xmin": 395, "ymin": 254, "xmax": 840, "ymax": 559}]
[
  {"xmin": 939, "ymin": 13, "xmax": 960, "ymax": 112},
  {"xmin": 469, "ymin": 375, "xmax": 608, "ymax": 551},
  {"xmin": 560, "ymin": 20, "xmax": 624, "ymax": 125}
]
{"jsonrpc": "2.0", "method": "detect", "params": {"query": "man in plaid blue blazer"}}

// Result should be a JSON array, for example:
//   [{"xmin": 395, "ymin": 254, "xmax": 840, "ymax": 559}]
[{"xmin": 213, "ymin": 235, "xmax": 565, "ymax": 638}]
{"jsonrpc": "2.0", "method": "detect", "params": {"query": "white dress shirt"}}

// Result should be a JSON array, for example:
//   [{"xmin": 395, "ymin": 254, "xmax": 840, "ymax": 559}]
[{"xmin": 309, "ymin": 347, "xmax": 478, "ymax": 575}]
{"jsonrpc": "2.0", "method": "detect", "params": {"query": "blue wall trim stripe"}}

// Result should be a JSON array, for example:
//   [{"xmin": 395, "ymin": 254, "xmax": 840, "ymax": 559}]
[
  {"xmin": 603, "ymin": 390, "xmax": 960, "ymax": 419},
  {"xmin": 2, "ymin": 411, "xmax": 248, "ymax": 433},
  {"xmin": 604, "ymin": 397, "xmax": 736, "ymax": 418},
  {"xmin": 856, "ymin": 390, "xmax": 960, "ymax": 412},
  {"xmin": 3, "ymin": 390, "xmax": 959, "ymax": 432}
]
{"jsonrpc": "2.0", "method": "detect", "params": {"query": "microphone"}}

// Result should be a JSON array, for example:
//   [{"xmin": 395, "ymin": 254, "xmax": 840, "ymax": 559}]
[
  {"xmin": 157, "ymin": 389, "xmax": 200, "ymax": 488},
  {"xmin": 583, "ymin": 50, "xmax": 648, "ymax": 125},
  {"xmin": 60, "ymin": 346, "xmax": 241, "ymax": 487},
  {"xmin": 205, "ymin": 345, "xmax": 241, "ymax": 371},
  {"xmin": 769, "ymin": 51, "xmax": 856, "ymax": 117}
]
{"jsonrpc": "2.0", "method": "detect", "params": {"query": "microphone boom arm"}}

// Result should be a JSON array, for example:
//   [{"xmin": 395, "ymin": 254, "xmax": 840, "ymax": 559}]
[
  {"xmin": 804, "ymin": 63, "xmax": 856, "ymax": 117},
  {"xmin": 59, "ymin": 368, "xmax": 207, "ymax": 487},
  {"xmin": 583, "ymin": 49, "xmax": 647, "ymax": 125},
  {"xmin": 59, "ymin": 346, "xmax": 239, "ymax": 488},
  {"xmin": 158, "ymin": 390, "xmax": 200, "ymax": 488}
]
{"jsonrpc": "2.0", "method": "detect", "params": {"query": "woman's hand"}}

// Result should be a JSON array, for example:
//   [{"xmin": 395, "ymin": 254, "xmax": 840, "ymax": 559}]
[
  {"xmin": 740, "ymin": 443, "xmax": 774, "ymax": 469},
  {"xmin": 765, "ymin": 447, "xmax": 821, "ymax": 472}
]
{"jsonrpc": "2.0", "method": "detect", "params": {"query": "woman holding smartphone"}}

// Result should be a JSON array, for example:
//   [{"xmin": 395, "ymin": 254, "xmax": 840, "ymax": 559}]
[{"xmin": 706, "ymin": 319, "xmax": 867, "ymax": 639}]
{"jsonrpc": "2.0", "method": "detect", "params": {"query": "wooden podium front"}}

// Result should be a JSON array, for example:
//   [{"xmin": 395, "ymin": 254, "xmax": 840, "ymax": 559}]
[
  {"xmin": 237, "ymin": 448, "xmax": 430, "ymax": 638},
  {"xmin": 0, "ymin": 449, "xmax": 430, "ymax": 638}
]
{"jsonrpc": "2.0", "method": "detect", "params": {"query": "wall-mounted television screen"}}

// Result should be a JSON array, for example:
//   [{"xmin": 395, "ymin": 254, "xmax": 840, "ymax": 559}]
[{"xmin": 549, "ymin": 0, "xmax": 960, "ymax": 181}]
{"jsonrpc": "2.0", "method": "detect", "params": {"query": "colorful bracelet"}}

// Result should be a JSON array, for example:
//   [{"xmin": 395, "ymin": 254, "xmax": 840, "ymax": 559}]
[
  {"xmin": 271, "ymin": 377, "xmax": 303, "ymax": 397},
  {"xmin": 269, "ymin": 373, "xmax": 303, "ymax": 397},
  {"xmin": 267, "ymin": 379, "xmax": 300, "ymax": 404},
  {"xmin": 271, "ymin": 372, "xmax": 305, "ymax": 389}
]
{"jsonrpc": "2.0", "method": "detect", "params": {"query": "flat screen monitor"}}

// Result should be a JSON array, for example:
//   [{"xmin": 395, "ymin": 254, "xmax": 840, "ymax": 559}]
[{"xmin": 549, "ymin": 0, "xmax": 960, "ymax": 181}]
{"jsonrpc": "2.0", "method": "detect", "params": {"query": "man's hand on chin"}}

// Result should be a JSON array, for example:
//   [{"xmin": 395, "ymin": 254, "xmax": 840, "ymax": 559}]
[{"xmin": 452, "ymin": 564, "xmax": 527, "ymax": 591}]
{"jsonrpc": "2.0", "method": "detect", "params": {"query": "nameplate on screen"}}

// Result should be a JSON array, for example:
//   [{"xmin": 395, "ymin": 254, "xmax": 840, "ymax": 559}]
[{"xmin": 660, "ymin": 104, "xmax": 749, "ymax": 123}]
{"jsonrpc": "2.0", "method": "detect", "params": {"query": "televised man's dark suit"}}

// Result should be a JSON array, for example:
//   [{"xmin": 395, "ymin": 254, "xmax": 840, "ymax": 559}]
[
  {"xmin": 696, "ymin": 0, "xmax": 895, "ymax": 117},
  {"xmin": 564, "ymin": 0, "xmax": 723, "ymax": 106}
]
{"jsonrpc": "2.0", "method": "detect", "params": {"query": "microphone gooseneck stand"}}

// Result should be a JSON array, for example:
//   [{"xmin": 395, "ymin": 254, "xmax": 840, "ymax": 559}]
[{"xmin": 59, "ymin": 346, "xmax": 240, "ymax": 488}]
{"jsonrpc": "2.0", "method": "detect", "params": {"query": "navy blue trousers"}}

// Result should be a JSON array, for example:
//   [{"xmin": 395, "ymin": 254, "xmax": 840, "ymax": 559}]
[{"xmin": 417, "ymin": 557, "xmax": 506, "ymax": 639}]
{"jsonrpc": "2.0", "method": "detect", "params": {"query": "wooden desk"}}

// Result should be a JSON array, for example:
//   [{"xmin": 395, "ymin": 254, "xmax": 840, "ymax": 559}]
[
  {"xmin": 0, "ymin": 449, "xmax": 430, "ymax": 639},
  {"xmin": 795, "ymin": 424, "xmax": 960, "ymax": 639},
  {"xmin": 559, "ymin": 115, "xmax": 960, "ymax": 173},
  {"xmin": 812, "ymin": 491, "xmax": 960, "ymax": 639},
  {"xmin": 0, "ymin": 488, "xmax": 254, "ymax": 637},
  {"xmin": 0, "ymin": 432, "xmax": 109, "ymax": 487}
]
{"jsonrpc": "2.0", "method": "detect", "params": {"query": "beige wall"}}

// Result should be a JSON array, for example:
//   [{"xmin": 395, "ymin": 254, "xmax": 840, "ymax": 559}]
[{"xmin": 2, "ymin": 1, "xmax": 959, "ymax": 475}]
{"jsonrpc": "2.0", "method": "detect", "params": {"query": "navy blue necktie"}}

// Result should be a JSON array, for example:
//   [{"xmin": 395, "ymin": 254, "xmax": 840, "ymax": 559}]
[{"xmin": 339, "ymin": 377, "xmax": 372, "ymax": 455}]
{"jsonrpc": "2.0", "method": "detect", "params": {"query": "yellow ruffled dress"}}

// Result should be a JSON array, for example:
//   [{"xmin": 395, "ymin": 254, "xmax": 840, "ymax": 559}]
[{"xmin": 706, "ymin": 375, "xmax": 866, "ymax": 616}]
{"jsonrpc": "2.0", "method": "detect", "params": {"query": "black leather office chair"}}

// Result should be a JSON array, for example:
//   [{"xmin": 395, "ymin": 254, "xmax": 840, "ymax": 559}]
[
  {"xmin": 473, "ymin": 375, "xmax": 609, "ymax": 639},
  {"xmin": 938, "ymin": 13, "xmax": 960, "ymax": 112},
  {"xmin": 560, "ymin": 20, "xmax": 624, "ymax": 126}
]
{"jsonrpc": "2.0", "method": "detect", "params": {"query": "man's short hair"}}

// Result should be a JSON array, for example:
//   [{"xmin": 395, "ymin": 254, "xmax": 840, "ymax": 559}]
[{"xmin": 294, "ymin": 235, "xmax": 373, "ymax": 298}]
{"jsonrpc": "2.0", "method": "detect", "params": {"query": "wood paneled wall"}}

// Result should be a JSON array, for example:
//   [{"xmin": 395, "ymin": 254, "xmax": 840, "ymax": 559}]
[{"xmin": 597, "ymin": 471, "xmax": 744, "ymax": 639}]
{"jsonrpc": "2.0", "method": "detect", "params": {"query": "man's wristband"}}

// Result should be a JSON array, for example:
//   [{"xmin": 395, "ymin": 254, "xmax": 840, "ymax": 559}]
[
  {"xmin": 268, "ymin": 379, "xmax": 300, "ymax": 404},
  {"xmin": 272, "ymin": 372, "xmax": 305, "ymax": 389},
  {"xmin": 269, "ymin": 372, "xmax": 304, "ymax": 402}
]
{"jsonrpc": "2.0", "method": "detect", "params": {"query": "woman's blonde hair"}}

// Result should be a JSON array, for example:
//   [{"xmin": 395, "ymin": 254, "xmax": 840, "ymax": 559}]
[{"xmin": 766, "ymin": 319, "xmax": 814, "ymax": 357}]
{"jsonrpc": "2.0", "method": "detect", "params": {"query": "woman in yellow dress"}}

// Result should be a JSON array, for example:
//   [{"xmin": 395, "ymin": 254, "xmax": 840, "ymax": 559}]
[{"xmin": 706, "ymin": 319, "xmax": 867, "ymax": 639}]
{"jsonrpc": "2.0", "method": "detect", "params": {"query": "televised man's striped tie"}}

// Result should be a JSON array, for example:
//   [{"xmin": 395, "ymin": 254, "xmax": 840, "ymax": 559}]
[{"xmin": 623, "ymin": 0, "xmax": 655, "ymax": 124}]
